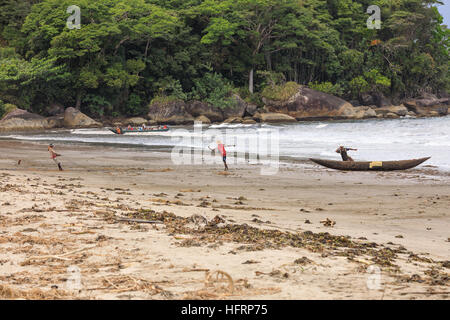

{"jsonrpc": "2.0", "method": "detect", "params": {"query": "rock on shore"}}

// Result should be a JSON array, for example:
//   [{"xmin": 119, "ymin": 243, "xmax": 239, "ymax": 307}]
[
  {"xmin": 262, "ymin": 86, "xmax": 357, "ymax": 120},
  {"xmin": 64, "ymin": 107, "xmax": 101, "ymax": 128},
  {"xmin": 0, "ymin": 108, "xmax": 52, "ymax": 132}
]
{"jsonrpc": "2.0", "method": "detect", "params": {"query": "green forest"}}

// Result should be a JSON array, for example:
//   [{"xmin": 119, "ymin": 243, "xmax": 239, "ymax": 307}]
[{"xmin": 0, "ymin": 0, "xmax": 449, "ymax": 118}]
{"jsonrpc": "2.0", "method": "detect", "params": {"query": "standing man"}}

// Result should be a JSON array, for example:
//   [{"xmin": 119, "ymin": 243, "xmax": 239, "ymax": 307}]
[
  {"xmin": 335, "ymin": 146, "xmax": 357, "ymax": 162},
  {"xmin": 209, "ymin": 140, "xmax": 229, "ymax": 171},
  {"xmin": 48, "ymin": 144, "xmax": 63, "ymax": 171}
]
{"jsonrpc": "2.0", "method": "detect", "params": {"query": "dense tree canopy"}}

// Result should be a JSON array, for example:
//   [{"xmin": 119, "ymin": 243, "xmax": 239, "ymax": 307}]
[{"xmin": 0, "ymin": 0, "xmax": 448, "ymax": 117}]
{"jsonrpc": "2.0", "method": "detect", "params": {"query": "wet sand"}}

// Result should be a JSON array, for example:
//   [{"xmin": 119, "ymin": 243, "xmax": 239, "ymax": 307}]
[{"xmin": 0, "ymin": 140, "xmax": 448, "ymax": 299}]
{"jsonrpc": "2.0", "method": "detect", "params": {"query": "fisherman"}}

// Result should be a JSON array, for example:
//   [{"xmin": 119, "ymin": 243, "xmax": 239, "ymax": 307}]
[
  {"xmin": 208, "ymin": 140, "xmax": 229, "ymax": 171},
  {"xmin": 48, "ymin": 144, "xmax": 63, "ymax": 171},
  {"xmin": 336, "ymin": 146, "xmax": 357, "ymax": 162}
]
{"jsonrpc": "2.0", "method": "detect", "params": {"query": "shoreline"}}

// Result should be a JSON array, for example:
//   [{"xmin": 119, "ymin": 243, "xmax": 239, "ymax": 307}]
[{"xmin": 0, "ymin": 139, "xmax": 448, "ymax": 299}]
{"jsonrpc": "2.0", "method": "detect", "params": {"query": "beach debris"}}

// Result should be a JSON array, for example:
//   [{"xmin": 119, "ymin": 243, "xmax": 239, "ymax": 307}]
[
  {"xmin": 115, "ymin": 218, "xmax": 164, "ymax": 224},
  {"xmin": 153, "ymin": 192, "xmax": 167, "ymax": 197},
  {"xmin": 0, "ymin": 284, "xmax": 75, "ymax": 300},
  {"xmin": 97, "ymin": 275, "xmax": 163, "ymax": 294},
  {"xmin": 255, "ymin": 270, "xmax": 289, "ymax": 279},
  {"xmin": 294, "ymin": 257, "xmax": 312, "ymax": 265},
  {"xmin": 242, "ymin": 260, "xmax": 259, "ymax": 264},
  {"xmin": 179, "ymin": 189, "xmax": 201, "ymax": 193},
  {"xmin": 210, "ymin": 215, "xmax": 225, "ymax": 226},
  {"xmin": 320, "ymin": 218, "xmax": 336, "ymax": 227},
  {"xmin": 204, "ymin": 270, "xmax": 234, "ymax": 294},
  {"xmin": 395, "ymin": 235, "xmax": 404, "ymax": 238},
  {"xmin": 304, "ymin": 219, "xmax": 312, "ymax": 224}
]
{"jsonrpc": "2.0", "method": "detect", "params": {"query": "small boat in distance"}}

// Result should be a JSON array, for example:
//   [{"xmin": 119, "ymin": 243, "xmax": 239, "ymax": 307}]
[
  {"xmin": 309, "ymin": 157, "xmax": 431, "ymax": 171},
  {"xmin": 109, "ymin": 126, "xmax": 170, "ymax": 135}
]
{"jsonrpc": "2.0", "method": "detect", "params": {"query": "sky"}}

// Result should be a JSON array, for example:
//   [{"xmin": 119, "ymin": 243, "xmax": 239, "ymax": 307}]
[{"xmin": 438, "ymin": 0, "xmax": 450, "ymax": 26}]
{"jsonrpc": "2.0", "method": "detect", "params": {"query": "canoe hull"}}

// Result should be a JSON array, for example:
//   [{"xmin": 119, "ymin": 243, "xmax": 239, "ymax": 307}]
[
  {"xmin": 309, "ymin": 157, "xmax": 431, "ymax": 171},
  {"xmin": 109, "ymin": 128, "xmax": 169, "ymax": 135}
]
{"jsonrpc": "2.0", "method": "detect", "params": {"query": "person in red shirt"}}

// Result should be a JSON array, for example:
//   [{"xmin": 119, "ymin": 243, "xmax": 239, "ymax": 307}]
[
  {"xmin": 209, "ymin": 140, "xmax": 229, "ymax": 171},
  {"xmin": 48, "ymin": 144, "xmax": 63, "ymax": 171}
]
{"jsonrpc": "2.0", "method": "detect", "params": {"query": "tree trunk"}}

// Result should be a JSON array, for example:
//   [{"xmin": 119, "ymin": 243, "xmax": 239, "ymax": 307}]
[
  {"xmin": 75, "ymin": 90, "xmax": 82, "ymax": 110},
  {"xmin": 249, "ymin": 68, "xmax": 254, "ymax": 94},
  {"xmin": 265, "ymin": 52, "xmax": 272, "ymax": 71}
]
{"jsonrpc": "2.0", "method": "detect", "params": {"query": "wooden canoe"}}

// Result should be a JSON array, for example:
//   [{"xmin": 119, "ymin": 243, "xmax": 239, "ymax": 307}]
[{"xmin": 309, "ymin": 157, "xmax": 430, "ymax": 171}]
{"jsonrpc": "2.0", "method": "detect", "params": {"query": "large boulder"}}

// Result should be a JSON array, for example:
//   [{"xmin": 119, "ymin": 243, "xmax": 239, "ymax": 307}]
[
  {"xmin": 64, "ymin": 107, "xmax": 101, "ymax": 128},
  {"xmin": 185, "ymin": 101, "xmax": 223, "ymax": 123},
  {"xmin": 222, "ymin": 94, "xmax": 247, "ymax": 119},
  {"xmin": 0, "ymin": 108, "xmax": 52, "ymax": 132},
  {"xmin": 245, "ymin": 103, "xmax": 258, "ymax": 116},
  {"xmin": 375, "ymin": 105, "xmax": 408, "ymax": 117},
  {"xmin": 148, "ymin": 100, "xmax": 194, "ymax": 125},
  {"xmin": 262, "ymin": 86, "xmax": 357, "ymax": 120},
  {"xmin": 258, "ymin": 113, "xmax": 297, "ymax": 123}
]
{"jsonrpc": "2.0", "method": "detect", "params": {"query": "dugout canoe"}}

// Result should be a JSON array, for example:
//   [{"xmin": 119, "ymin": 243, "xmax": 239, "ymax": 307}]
[{"xmin": 309, "ymin": 157, "xmax": 430, "ymax": 171}]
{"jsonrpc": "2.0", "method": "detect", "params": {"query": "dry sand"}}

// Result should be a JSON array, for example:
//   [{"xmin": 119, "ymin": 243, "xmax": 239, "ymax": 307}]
[{"xmin": 0, "ymin": 140, "xmax": 448, "ymax": 300}]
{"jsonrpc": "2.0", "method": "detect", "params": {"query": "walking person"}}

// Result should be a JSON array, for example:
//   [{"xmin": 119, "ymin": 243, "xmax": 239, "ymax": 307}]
[
  {"xmin": 208, "ymin": 140, "xmax": 229, "ymax": 171},
  {"xmin": 48, "ymin": 144, "xmax": 63, "ymax": 171}
]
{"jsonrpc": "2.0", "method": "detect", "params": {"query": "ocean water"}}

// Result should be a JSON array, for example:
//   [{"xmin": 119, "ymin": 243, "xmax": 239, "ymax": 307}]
[{"xmin": 1, "ymin": 116, "xmax": 450, "ymax": 171}]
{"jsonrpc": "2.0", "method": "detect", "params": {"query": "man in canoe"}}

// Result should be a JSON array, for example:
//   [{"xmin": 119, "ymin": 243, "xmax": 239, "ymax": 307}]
[
  {"xmin": 48, "ymin": 144, "xmax": 63, "ymax": 171},
  {"xmin": 336, "ymin": 146, "xmax": 358, "ymax": 162},
  {"xmin": 208, "ymin": 140, "xmax": 229, "ymax": 171}
]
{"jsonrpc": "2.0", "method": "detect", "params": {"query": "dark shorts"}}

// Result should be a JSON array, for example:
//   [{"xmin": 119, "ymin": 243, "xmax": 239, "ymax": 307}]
[{"xmin": 222, "ymin": 156, "xmax": 226, "ymax": 162}]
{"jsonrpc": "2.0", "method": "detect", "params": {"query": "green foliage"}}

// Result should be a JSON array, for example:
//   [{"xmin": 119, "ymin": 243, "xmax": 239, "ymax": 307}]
[
  {"xmin": 190, "ymin": 72, "xmax": 236, "ymax": 110},
  {"xmin": 308, "ymin": 81, "xmax": 343, "ymax": 96},
  {"xmin": 349, "ymin": 76, "xmax": 369, "ymax": 99},
  {"xmin": 0, "ymin": 99, "xmax": 4, "ymax": 118},
  {"xmin": 82, "ymin": 94, "xmax": 111, "ymax": 117},
  {"xmin": 261, "ymin": 82, "xmax": 300, "ymax": 101},
  {"xmin": 257, "ymin": 71, "xmax": 286, "ymax": 88},
  {"xmin": 348, "ymin": 69, "xmax": 391, "ymax": 99},
  {"xmin": 126, "ymin": 93, "xmax": 145, "ymax": 116},
  {"xmin": 0, "ymin": 102, "xmax": 18, "ymax": 118},
  {"xmin": 0, "ymin": 0, "xmax": 448, "ymax": 117}
]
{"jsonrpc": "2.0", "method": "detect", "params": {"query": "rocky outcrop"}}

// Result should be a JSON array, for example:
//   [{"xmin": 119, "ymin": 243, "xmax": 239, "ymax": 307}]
[
  {"xmin": 255, "ymin": 112, "xmax": 297, "ymax": 123},
  {"xmin": 404, "ymin": 98, "xmax": 449, "ymax": 117},
  {"xmin": 375, "ymin": 105, "xmax": 408, "ymax": 117},
  {"xmin": 195, "ymin": 115, "xmax": 211, "ymax": 124},
  {"xmin": 148, "ymin": 100, "xmax": 194, "ymax": 125},
  {"xmin": 262, "ymin": 86, "xmax": 356, "ymax": 120},
  {"xmin": 223, "ymin": 117, "xmax": 243, "ymax": 124},
  {"xmin": 222, "ymin": 94, "xmax": 247, "ymax": 119},
  {"xmin": 245, "ymin": 104, "xmax": 258, "ymax": 116},
  {"xmin": 125, "ymin": 117, "xmax": 147, "ymax": 125},
  {"xmin": 0, "ymin": 109, "xmax": 52, "ymax": 132},
  {"xmin": 352, "ymin": 106, "xmax": 377, "ymax": 119},
  {"xmin": 185, "ymin": 101, "xmax": 224, "ymax": 123},
  {"xmin": 64, "ymin": 107, "xmax": 101, "ymax": 128}
]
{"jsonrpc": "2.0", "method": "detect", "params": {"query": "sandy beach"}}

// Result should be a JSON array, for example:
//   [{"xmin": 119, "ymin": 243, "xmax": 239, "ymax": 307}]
[{"xmin": 0, "ymin": 140, "xmax": 448, "ymax": 300}]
